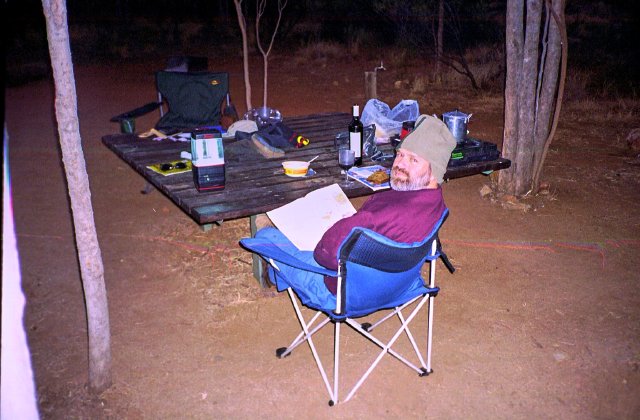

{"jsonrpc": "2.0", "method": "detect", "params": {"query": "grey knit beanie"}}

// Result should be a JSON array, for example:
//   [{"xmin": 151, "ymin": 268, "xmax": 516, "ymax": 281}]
[{"xmin": 398, "ymin": 114, "xmax": 456, "ymax": 184}]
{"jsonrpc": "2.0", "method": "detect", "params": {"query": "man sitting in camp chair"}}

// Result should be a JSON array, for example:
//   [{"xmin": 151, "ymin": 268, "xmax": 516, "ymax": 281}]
[{"xmin": 257, "ymin": 114, "xmax": 457, "ymax": 293}]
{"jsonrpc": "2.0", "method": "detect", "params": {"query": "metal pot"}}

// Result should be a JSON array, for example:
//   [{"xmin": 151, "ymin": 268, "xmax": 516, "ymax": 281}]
[{"xmin": 442, "ymin": 110, "xmax": 472, "ymax": 143}]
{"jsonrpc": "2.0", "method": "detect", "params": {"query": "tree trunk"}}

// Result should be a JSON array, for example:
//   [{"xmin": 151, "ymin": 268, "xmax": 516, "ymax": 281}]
[
  {"xmin": 499, "ymin": 0, "xmax": 524, "ymax": 193},
  {"xmin": 532, "ymin": 0, "xmax": 566, "ymax": 187},
  {"xmin": 233, "ymin": 0, "xmax": 253, "ymax": 111},
  {"xmin": 498, "ymin": 0, "xmax": 566, "ymax": 197},
  {"xmin": 41, "ymin": 0, "xmax": 112, "ymax": 394},
  {"xmin": 435, "ymin": 0, "xmax": 444, "ymax": 83},
  {"xmin": 512, "ymin": 0, "xmax": 542, "ymax": 195}
]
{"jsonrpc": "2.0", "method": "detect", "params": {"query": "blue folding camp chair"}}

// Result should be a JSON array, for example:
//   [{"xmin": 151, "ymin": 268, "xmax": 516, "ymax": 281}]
[{"xmin": 240, "ymin": 209, "xmax": 455, "ymax": 405}]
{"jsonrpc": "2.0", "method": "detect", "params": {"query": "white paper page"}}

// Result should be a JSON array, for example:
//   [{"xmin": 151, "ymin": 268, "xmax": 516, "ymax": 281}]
[{"xmin": 267, "ymin": 183, "xmax": 357, "ymax": 251}]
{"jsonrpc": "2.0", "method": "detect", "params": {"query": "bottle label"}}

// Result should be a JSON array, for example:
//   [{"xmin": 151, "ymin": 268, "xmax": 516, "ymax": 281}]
[{"xmin": 349, "ymin": 132, "xmax": 362, "ymax": 158}]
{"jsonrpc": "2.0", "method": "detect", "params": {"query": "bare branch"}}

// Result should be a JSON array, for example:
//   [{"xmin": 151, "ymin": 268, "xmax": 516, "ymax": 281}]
[
  {"xmin": 532, "ymin": 0, "xmax": 567, "ymax": 190},
  {"xmin": 233, "ymin": 0, "xmax": 252, "ymax": 111},
  {"xmin": 535, "ymin": 2, "xmax": 551, "ymax": 120},
  {"xmin": 255, "ymin": 0, "xmax": 288, "ymax": 106}
]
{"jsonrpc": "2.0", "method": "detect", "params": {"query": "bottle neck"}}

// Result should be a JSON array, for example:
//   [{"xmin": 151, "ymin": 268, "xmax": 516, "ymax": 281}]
[{"xmin": 352, "ymin": 105, "xmax": 360, "ymax": 118}]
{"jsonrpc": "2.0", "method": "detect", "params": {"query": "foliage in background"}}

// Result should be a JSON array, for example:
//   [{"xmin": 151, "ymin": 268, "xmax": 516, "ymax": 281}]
[{"xmin": 5, "ymin": 0, "xmax": 639, "ymax": 97}]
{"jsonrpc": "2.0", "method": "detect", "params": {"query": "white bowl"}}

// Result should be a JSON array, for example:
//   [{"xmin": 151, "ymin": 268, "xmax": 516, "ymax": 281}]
[{"xmin": 282, "ymin": 161, "xmax": 309, "ymax": 177}]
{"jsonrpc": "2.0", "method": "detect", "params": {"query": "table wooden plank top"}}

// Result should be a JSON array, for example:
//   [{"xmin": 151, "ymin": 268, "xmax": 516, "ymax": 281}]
[{"xmin": 102, "ymin": 112, "xmax": 510, "ymax": 225}]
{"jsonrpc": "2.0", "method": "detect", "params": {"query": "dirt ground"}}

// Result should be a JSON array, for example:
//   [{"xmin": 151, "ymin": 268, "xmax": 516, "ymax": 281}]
[{"xmin": 5, "ymin": 54, "xmax": 640, "ymax": 419}]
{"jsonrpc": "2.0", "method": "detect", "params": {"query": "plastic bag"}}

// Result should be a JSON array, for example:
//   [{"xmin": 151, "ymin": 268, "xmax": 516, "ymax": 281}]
[
  {"xmin": 334, "ymin": 124, "xmax": 393, "ymax": 162},
  {"xmin": 361, "ymin": 99, "xmax": 420, "ymax": 138}
]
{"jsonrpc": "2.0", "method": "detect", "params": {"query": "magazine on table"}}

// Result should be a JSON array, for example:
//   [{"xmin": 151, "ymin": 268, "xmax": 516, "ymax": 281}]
[
  {"xmin": 267, "ymin": 183, "xmax": 357, "ymax": 251},
  {"xmin": 347, "ymin": 165, "xmax": 391, "ymax": 191}
]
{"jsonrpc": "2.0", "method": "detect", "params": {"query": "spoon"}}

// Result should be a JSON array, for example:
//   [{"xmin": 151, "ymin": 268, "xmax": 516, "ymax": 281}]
[{"xmin": 307, "ymin": 155, "xmax": 319, "ymax": 164}]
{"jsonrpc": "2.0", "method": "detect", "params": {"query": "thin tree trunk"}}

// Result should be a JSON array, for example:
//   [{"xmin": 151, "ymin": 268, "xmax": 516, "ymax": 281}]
[
  {"xmin": 233, "ymin": 0, "xmax": 252, "ymax": 111},
  {"xmin": 41, "ymin": 0, "xmax": 112, "ymax": 394},
  {"xmin": 499, "ymin": 0, "xmax": 524, "ymax": 193},
  {"xmin": 512, "ymin": 0, "xmax": 543, "ymax": 195},
  {"xmin": 532, "ymin": 0, "xmax": 566, "ymax": 186},
  {"xmin": 255, "ymin": 0, "xmax": 287, "ymax": 108},
  {"xmin": 435, "ymin": 0, "xmax": 444, "ymax": 83}
]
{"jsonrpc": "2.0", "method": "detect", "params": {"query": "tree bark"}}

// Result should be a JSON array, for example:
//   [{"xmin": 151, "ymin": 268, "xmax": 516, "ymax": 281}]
[
  {"xmin": 532, "ymin": 0, "xmax": 566, "ymax": 185},
  {"xmin": 41, "ymin": 0, "xmax": 112, "ymax": 394},
  {"xmin": 435, "ymin": 0, "xmax": 444, "ymax": 83},
  {"xmin": 498, "ymin": 0, "xmax": 565, "ymax": 197},
  {"xmin": 233, "ymin": 0, "xmax": 253, "ymax": 111},
  {"xmin": 499, "ymin": 0, "xmax": 524, "ymax": 193},
  {"xmin": 512, "ymin": 0, "xmax": 542, "ymax": 195}
]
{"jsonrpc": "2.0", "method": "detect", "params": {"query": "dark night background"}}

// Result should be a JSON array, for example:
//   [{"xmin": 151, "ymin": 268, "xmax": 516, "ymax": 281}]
[{"xmin": 4, "ymin": 0, "xmax": 640, "ymax": 94}]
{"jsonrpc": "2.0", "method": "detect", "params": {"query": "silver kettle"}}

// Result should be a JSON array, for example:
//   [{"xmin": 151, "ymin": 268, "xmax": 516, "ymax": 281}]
[{"xmin": 442, "ymin": 110, "xmax": 472, "ymax": 143}]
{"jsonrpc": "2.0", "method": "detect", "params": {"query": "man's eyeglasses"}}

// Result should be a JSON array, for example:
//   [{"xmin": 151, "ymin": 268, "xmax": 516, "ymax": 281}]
[{"xmin": 160, "ymin": 162, "xmax": 188, "ymax": 171}]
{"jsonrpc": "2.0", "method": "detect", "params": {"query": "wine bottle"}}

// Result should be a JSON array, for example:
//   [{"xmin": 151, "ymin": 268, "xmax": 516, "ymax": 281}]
[{"xmin": 348, "ymin": 104, "xmax": 364, "ymax": 166}]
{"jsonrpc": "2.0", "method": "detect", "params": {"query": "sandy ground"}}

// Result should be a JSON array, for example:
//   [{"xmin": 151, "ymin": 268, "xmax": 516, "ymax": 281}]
[{"xmin": 5, "ymin": 55, "xmax": 640, "ymax": 418}]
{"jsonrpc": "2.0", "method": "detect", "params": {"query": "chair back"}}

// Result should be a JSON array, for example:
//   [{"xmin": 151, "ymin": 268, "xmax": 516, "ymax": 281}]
[
  {"xmin": 335, "ymin": 209, "xmax": 448, "ymax": 318},
  {"xmin": 155, "ymin": 71, "xmax": 228, "ymax": 131}
]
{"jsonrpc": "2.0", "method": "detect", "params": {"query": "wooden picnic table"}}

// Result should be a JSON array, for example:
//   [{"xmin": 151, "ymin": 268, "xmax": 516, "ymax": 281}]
[
  {"xmin": 103, "ymin": 112, "xmax": 510, "ymax": 286},
  {"xmin": 102, "ymin": 112, "xmax": 510, "ymax": 225}
]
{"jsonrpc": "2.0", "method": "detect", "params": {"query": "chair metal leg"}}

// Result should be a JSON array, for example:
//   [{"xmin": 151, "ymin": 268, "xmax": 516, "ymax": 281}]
[
  {"xmin": 354, "ymin": 294, "xmax": 433, "ymax": 371},
  {"xmin": 277, "ymin": 311, "xmax": 328, "ymax": 357},
  {"xmin": 360, "ymin": 297, "xmax": 415, "ymax": 332},
  {"xmin": 396, "ymin": 303, "xmax": 428, "ymax": 369},
  {"xmin": 426, "ymin": 294, "xmax": 435, "ymax": 375},
  {"xmin": 426, "ymin": 246, "xmax": 438, "ymax": 374},
  {"xmin": 331, "ymin": 320, "xmax": 341, "ymax": 406},
  {"xmin": 285, "ymin": 288, "xmax": 335, "ymax": 401},
  {"xmin": 343, "ymin": 295, "xmax": 429, "ymax": 403},
  {"xmin": 265, "ymin": 236, "xmax": 445, "ymax": 405}
]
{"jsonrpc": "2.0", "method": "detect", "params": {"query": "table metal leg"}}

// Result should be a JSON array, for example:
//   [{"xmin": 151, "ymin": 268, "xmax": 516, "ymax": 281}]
[
  {"xmin": 140, "ymin": 182, "xmax": 155, "ymax": 194},
  {"xmin": 201, "ymin": 221, "xmax": 222, "ymax": 232}
]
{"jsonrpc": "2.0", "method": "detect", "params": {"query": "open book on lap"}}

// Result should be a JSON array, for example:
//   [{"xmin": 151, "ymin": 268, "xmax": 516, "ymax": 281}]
[{"xmin": 267, "ymin": 183, "xmax": 356, "ymax": 251}]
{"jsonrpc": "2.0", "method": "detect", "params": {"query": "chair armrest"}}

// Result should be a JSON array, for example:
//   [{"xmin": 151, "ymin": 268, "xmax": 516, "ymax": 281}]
[
  {"xmin": 240, "ymin": 237, "xmax": 338, "ymax": 277},
  {"xmin": 110, "ymin": 102, "xmax": 162, "ymax": 122}
]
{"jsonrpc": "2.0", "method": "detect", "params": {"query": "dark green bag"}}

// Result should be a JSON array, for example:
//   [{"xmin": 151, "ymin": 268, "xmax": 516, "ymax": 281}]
[{"xmin": 155, "ymin": 71, "xmax": 228, "ymax": 131}]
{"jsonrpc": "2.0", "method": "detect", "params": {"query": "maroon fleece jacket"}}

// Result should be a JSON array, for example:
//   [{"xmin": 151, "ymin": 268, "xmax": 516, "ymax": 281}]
[{"xmin": 313, "ymin": 187, "xmax": 446, "ymax": 271}]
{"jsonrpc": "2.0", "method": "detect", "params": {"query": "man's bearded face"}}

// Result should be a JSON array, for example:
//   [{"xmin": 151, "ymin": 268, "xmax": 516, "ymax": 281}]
[{"xmin": 390, "ymin": 149, "xmax": 433, "ymax": 191}]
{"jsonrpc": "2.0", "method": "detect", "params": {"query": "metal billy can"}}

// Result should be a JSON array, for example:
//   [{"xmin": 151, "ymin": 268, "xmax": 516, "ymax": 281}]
[{"xmin": 442, "ymin": 110, "xmax": 472, "ymax": 143}]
